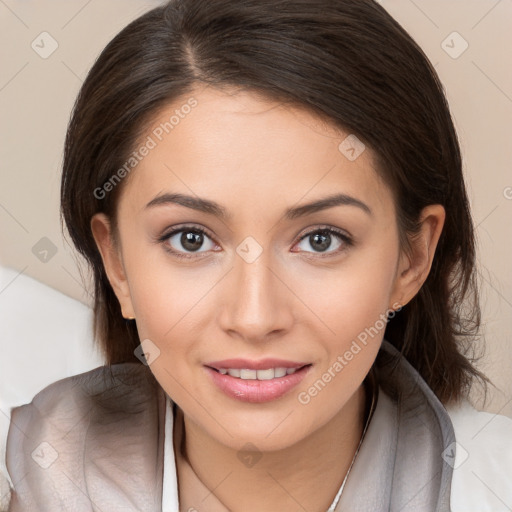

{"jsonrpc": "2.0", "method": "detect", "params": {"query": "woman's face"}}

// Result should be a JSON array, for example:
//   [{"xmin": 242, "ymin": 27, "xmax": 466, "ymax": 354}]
[{"xmin": 95, "ymin": 85, "xmax": 408, "ymax": 451}]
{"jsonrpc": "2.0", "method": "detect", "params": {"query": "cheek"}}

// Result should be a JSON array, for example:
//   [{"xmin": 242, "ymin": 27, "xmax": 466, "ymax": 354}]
[
  {"xmin": 120, "ymin": 228, "xmax": 212, "ymax": 338},
  {"xmin": 127, "ymin": 264, "xmax": 208, "ymax": 399},
  {"xmin": 129, "ymin": 270, "xmax": 212, "ymax": 361},
  {"xmin": 292, "ymin": 255, "xmax": 397, "ymax": 425},
  {"xmin": 294, "ymin": 242, "xmax": 399, "ymax": 345}
]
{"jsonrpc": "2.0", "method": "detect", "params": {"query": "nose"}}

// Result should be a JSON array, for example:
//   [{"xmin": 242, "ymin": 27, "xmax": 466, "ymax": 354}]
[{"xmin": 217, "ymin": 248, "xmax": 294, "ymax": 344}]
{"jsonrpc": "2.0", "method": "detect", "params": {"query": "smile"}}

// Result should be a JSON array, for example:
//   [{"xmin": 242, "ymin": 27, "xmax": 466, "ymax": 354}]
[
  {"xmin": 205, "ymin": 364, "xmax": 313, "ymax": 403},
  {"xmin": 213, "ymin": 366, "xmax": 309, "ymax": 380}
]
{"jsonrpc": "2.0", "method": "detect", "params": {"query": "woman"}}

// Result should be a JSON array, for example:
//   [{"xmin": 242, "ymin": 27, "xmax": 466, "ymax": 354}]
[{"xmin": 5, "ymin": 0, "xmax": 512, "ymax": 510}]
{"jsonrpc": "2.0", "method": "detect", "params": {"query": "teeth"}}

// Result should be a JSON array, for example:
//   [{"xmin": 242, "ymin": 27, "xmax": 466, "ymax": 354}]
[
  {"xmin": 274, "ymin": 368, "xmax": 287, "ymax": 378},
  {"xmin": 239, "ymin": 369, "xmax": 257, "ymax": 379},
  {"xmin": 219, "ymin": 367, "xmax": 301, "ymax": 380},
  {"xmin": 255, "ymin": 368, "xmax": 274, "ymax": 380}
]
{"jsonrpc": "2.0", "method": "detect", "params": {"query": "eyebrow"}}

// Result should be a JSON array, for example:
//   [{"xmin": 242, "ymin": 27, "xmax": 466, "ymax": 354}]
[{"xmin": 144, "ymin": 192, "xmax": 372, "ymax": 219}]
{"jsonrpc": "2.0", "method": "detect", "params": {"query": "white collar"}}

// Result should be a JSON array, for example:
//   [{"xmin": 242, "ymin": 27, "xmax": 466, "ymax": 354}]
[{"xmin": 162, "ymin": 394, "xmax": 180, "ymax": 511}]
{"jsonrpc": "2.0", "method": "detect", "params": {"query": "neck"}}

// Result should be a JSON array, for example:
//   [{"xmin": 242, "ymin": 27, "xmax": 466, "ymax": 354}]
[{"xmin": 178, "ymin": 382, "xmax": 368, "ymax": 512}]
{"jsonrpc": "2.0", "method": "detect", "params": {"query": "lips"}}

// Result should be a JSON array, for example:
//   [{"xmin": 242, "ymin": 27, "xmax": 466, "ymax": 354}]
[{"xmin": 204, "ymin": 361, "xmax": 313, "ymax": 403}]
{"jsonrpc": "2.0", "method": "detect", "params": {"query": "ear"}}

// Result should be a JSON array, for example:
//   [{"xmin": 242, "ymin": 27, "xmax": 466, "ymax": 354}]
[
  {"xmin": 90, "ymin": 213, "xmax": 135, "ymax": 320},
  {"xmin": 390, "ymin": 204, "xmax": 446, "ymax": 309}
]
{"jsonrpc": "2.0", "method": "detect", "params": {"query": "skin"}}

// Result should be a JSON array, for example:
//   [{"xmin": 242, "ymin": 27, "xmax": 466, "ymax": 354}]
[{"xmin": 91, "ymin": 85, "xmax": 445, "ymax": 512}]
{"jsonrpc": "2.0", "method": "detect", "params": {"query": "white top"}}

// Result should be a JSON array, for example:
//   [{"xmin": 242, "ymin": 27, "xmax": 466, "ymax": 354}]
[
  {"xmin": 162, "ymin": 396, "xmax": 180, "ymax": 512},
  {"xmin": 162, "ymin": 395, "xmax": 512, "ymax": 511},
  {"xmin": 447, "ymin": 399, "xmax": 512, "ymax": 511}
]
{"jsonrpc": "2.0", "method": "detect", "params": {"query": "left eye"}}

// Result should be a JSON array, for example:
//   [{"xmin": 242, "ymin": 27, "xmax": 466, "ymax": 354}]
[{"xmin": 294, "ymin": 228, "xmax": 351, "ymax": 255}]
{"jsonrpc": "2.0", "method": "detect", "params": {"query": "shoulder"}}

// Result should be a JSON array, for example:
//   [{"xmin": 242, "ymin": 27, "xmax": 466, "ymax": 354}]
[
  {"xmin": 446, "ymin": 399, "xmax": 512, "ymax": 512},
  {"xmin": 8, "ymin": 362, "xmax": 158, "ymax": 435},
  {"xmin": 5, "ymin": 363, "xmax": 163, "ymax": 511}
]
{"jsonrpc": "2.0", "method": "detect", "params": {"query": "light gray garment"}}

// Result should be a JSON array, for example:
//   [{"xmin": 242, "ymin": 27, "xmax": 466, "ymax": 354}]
[
  {"xmin": 5, "ymin": 340, "xmax": 454, "ymax": 511},
  {"xmin": 333, "ymin": 341, "xmax": 454, "ymax": 511}
]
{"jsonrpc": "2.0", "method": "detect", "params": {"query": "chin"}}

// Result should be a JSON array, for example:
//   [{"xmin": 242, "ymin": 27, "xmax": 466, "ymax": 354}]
[{"xmin": 205, "ymin": 414, "xmax": 314, "ymax": 452}]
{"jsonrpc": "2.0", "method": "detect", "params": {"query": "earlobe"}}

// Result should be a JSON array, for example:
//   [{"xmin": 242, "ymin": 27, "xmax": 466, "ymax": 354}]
[
  {"xmin": 390, "ymin": 204, "xmax": 446, "ymax": 308},
  {"xmin": 90, "ymin": 213, "xmax": 135, "ymax": 319}
]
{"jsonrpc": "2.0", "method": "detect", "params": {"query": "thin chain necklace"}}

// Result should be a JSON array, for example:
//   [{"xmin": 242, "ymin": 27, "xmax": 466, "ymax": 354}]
[{"xmin": 326, "ymin": 367, "xmax": 379, "ymax": 511}]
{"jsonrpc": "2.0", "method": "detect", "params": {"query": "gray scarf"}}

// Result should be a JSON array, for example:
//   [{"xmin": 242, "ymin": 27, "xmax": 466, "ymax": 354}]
[
  {"xmin": 334, "ymin": 341, "xmax": 454, "ymax": 511},
  {"xmin": 6, "ymin": 340, "xmax": 454, "ymax": 511}
]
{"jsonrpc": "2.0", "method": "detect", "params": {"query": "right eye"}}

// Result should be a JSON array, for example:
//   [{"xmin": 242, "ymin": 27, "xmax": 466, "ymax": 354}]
[{"xmin": 158, "ymin": 225, "xmax": 218, "ymax": 259}]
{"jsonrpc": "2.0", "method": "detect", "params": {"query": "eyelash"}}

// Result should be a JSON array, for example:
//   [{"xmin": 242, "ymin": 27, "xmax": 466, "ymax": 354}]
[{"xmin": 157, "ymin": 224, "xmax": 353, "ymax": 260}]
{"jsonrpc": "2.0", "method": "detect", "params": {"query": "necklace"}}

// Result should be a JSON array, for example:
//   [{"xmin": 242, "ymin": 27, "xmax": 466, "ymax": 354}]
[{"xmin": 326, "ymin": 366, "xmax": 379, "ymax": 511}]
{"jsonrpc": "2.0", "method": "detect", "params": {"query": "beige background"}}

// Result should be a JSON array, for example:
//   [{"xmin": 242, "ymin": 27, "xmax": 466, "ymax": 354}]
[{"xmin": 0, "ymin": 0, "xmax": 511, "ymax": 417}]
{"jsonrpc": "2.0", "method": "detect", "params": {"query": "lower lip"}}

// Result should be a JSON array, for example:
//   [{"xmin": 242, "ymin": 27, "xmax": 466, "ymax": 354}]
[{"xmin": 204, "ymin": 365, "xmax": 312, "ymax": 403}]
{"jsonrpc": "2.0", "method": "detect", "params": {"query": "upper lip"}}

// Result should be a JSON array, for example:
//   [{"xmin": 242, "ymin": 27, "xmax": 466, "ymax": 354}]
[{"xmin": 205, "ymin": 358, "xmax": 311, "ymax": 371}]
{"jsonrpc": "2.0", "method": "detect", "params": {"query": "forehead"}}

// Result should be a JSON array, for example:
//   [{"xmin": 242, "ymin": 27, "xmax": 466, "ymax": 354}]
[{"xmin": 118, "ymin": 85, "xmax": 392, "ymax": 219}]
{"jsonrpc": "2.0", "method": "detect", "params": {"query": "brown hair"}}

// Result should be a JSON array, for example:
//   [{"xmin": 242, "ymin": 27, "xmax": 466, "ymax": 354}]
[{"xmin": 60, "ymin": 0, "xmax": 487, "ymax": 404}]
